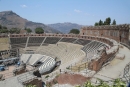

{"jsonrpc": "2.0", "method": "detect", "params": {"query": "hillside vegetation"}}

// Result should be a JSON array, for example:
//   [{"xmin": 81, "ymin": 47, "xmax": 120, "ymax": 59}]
[{"xmin": 0, "ymin": 11, "xmax": 61, "ymax": 33}]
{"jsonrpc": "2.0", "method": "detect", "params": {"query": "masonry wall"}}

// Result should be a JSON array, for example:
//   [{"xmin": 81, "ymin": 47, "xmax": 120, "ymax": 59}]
[
  {"xmin": 88, "ymin": 49, "xmax": 117, "ymax": 71},
  {"xmin": 80, "ymin": 24, "xmax": 130, "ymax": 45}
]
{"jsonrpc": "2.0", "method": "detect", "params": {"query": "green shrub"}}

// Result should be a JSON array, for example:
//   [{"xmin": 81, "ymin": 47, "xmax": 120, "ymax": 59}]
[
  {"xmin": 45, "ymin": 75, "xmax": 49, "ymax": 78},
  {"xmin": 76, "ymin": 78, "xmax": 126, "ymax": 87},
  {"xmin": 25, "ymin": 84, "xmax": 37, "ymax": 87}
]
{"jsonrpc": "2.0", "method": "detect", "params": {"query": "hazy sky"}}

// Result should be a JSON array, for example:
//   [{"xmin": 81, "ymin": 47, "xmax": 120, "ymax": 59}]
[{"xmin": 0, "ymin": 0, "xmax": 130, "ymax": 25}]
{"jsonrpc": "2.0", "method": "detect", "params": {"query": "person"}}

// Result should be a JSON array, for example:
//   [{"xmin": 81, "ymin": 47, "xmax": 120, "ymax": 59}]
[
  {"xmin": 60, "ymin": 69, "xmax": 61, "ymax": 73},
  {"xmin": 0, "ymin": 65, "xmax": 4, "ymax": 71},
  {"xmin": 128, "ymin": 83, "xmax": 130, "ymax": 87},
  {"xmin": 17, "ymin": 61, "xmax": 20, "ymax": 67}
]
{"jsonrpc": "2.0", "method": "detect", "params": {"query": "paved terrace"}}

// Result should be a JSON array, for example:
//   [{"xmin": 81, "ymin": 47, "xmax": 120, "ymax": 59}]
[
  {"xmin": 0, "ymin": 75, "xmax": 23, "ymax": 87},
  {"xmin": 91, "ymin": 44, "xmax": 130, "ymax": 83},
  {"xmin": 0, "ymin": 71, "xmax": 37, "ymax": 87}
]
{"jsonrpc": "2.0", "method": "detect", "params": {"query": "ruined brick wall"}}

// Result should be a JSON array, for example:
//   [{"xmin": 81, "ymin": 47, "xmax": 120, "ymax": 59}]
[
  {"xmin": 88, "ymin": 44, "xmax": 119, "ymax": 71},
  {"xmin": 80, "ymin": 24, "xmax": 130, "ymax": 45},
  {"xmin": 88, "ymin": 50, "xmax": 116, "ymax": 71}
]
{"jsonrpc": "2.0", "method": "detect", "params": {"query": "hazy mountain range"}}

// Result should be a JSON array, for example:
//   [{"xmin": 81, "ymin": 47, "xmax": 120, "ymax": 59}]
[
  {"xmin": 0, "ymin": 11, "xmax": 85, "ymax": 33},
  {"xmin": 48, "ymin": 22, "xmax": 84, "ymax": 33}
]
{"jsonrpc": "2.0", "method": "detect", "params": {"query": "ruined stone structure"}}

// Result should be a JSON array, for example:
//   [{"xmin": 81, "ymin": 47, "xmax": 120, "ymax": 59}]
[
  {"xmin": 9, "ymin": 34, "xmax": 119, "ymax": 71},
  {"xmin": 0, "ymin": 49, "xmax": 19, "ymax": 59},
  {"xmin": 88, "ymin": 45, "xmax": 118, "ymax": 71},
  {"xmin": 13, "ymin": 63, "xmax": 26, "ymax": 76},
  {"xmin": 3, "ymin": 24, "xmax": 129, "ymax": 72},
  {"xmin": 80, "ymin": 24, "xmax": 130, "ymax": 45}
]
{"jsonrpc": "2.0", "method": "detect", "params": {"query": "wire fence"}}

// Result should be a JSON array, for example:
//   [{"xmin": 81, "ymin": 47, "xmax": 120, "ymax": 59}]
[{"xmin": 69, "ymin": 62, "xmax": 88, "ymax": 72}]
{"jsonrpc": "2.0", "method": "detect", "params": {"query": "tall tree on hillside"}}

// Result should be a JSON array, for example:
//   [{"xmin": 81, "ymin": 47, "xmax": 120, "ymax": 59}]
[
  {"xmin": 16, "ymin": 29, "xmax": 20, "ymax": 34},
  {"xmin": 69, "ymin": 29, "xmax": 79, "ymax": 34},
  {"xmin": 112, "ymin": 19, "xmax": 116, "ymax": 25},
  {"xmin": 2, "ymin": 26, "xmax": 7, "ymax": 29},
  {"xmin": 0, "ymin": 29, "xmax": 8, "ymax": 33},
  {"xmin": 99, "ymin": 20, "xmax": 103, "ymax": 26},
  {"xmin": 94, "ymin": 22, "xmax": 99, "ymax": 26},
  {"xmin": 35, "ymin": 27, "xmax": 44, "ymax": 34},
  {"xmin": 9, "ymin": 28, "xmax": 20, "ymax": 34},
  {"xmin": 26, "ymin": 28, "xmax": 32, "ymax": 33},
  {"xmin": 105, "ymin": 17, "xmax": 111, "ymax": 25},
  {"xmin": 0, "ymin": 25, "xmax": 2, "ymax": 29}
]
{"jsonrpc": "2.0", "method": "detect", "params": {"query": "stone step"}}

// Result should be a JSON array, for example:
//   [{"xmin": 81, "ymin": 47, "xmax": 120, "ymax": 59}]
[{"xmin": 92, "ymin": 73, "xmax": 113, "ymax": 82}]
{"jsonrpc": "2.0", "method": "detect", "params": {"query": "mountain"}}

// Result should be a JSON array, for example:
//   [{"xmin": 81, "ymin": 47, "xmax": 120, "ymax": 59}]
[
  {"xmin": 48, "ymin": 22, "xmax": 84, "ymax": 33},
  {"xmin": 0, "ymin": 11, "xmax": 61, "ymax": 33}
]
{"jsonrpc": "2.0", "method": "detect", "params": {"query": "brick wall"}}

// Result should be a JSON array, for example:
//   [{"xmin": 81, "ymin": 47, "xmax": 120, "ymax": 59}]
[{"xmin": 80, "ymin": 24, "xmax": 130, "ymax": 45}]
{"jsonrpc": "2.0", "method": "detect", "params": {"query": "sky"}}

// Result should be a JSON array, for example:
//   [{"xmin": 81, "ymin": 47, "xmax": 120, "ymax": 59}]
[{"xmin": 0, "ymin": 0, "xmax": 130, "ymax": 25}]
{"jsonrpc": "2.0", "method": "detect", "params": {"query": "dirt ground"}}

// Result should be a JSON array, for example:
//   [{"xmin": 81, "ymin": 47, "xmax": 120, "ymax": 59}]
[
  {"xmin": 0, "ymin": 65, "xmax": 16, "ymax": 79},
  {"xmin": 0, "ymin": 66, "xmax": 15, "ymax": 74},
  {"xmin": 47, "ymin": 73, "xmax": 90, "ymax": 86},
  {"xmin": 0, "ymin": 38, "xmax": 9, "ymax": 50}
]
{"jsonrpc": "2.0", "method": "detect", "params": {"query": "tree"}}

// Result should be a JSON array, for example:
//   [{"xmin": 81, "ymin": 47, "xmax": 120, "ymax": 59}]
[
  {"xmin": 69, "ymin": 29, "xmax": 80, "ymax": 34},
  {"xmin": 0, "ymin": 25, "xmax": 8, "ymax": 33},
  {"xmin": 24, "ymin": 27, "xmax": 27, "ymax": 30},
  {"xmin": 105, "ymin": 17, "xmax": 111, "ymax": 25},
  {"xmin": 16, "ymin": 29, "xmax": 20, "ymax": 34},
  {"xmin": 9, "ymin": 28, "xmax": 20, "ymax": 34},
  {"xmin": 9, "ymin": 28, "xmax": 16, "ymax": 34},
  {"xmin": 112, "ymin": 19, "xmax": 116, "ymax": 25},
  {"xmin": 0, "ymin": 29, "xmax": 8, "ymax": 33},
  {"xmin": 0, "ymin": 25, "xmax": 2, "ymax": 29},
  {"xmin": 94, "ymin": 17, "xmax": 117, "ymax": 26},
  {"xmin": 94, "ymin": 22, "xmax": 99, "ymax": 26},
  {"xmin": 2, "ymin": 26, "xmax": 7, "ymax": 29},
  {"xmin": 26, "ymin": 28, "xmax": 32, "ymax": 33},
  {"xmin": 35, "ymin": 27, "xmax": 44, "ymax": 34},
  {"xmin": 103, "ymin": 21, "xmax": 106, "ymax": 25},
  {"xmin": 99, "ymin": 20, "xmax": 103, "ymax": 26}
]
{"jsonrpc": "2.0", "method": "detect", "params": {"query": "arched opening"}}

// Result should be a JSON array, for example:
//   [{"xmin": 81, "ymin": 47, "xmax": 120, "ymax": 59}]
[
  {"xmin": 101, "ymin": 34, "xmax": 103, "ymax": 37},
  {"xmin": 120, "ymin": 35, "xmax": 121, "ymax": 42}
]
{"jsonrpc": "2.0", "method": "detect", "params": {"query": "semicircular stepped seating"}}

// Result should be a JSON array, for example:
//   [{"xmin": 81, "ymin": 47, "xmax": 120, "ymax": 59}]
[
  {"xmin": 20, "ymin": 54, "xmax": 56, "ymax": 74},
  {"xmin": 82, "ymin": 41, "xmax": 106, "ymax": 59}
]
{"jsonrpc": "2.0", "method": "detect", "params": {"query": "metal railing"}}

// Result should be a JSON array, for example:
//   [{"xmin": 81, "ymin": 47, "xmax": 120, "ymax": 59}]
[{"xmin": 17, "ymin": 72, "xmax": 37, "ymax": 84}]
